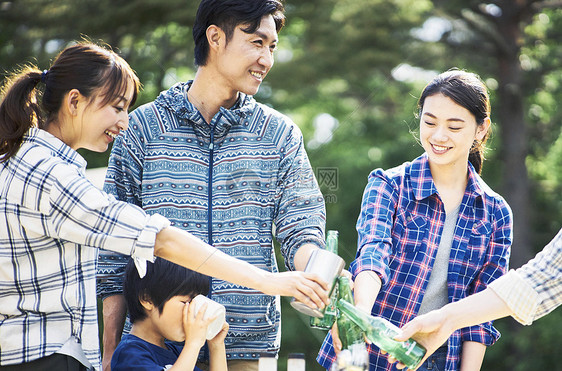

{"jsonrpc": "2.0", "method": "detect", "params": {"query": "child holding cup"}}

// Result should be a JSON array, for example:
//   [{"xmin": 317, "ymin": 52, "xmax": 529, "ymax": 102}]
[{"xmin": 111, "ymin": 258, "xmax": 228, "ymax": 371}]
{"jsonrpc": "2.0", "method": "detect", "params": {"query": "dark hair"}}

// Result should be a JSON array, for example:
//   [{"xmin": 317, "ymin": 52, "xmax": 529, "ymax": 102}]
[
  {"xmin": 193, "ymin": 0, "xmax": 285, "ymax": 66},
  {"xmin": 0, "ymin": 42, "xmax": 140, "ymax": 162},
  {"xmin": 417, "ymin": 70, "xmax": 491, "ymax": 174},
  {"xmin": 124, "ymin": 258, "xmax": 210, "ymax": 323}
]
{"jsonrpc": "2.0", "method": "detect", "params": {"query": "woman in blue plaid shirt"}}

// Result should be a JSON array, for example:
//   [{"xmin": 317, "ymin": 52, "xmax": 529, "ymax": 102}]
[
  {"xmin": 317, "ymin": 70, "xmax": 512, "ymax": 371},
  {"xmin": 394, "ymin": 226, "xmax": 562, "ymax": 368},
  {"xmin": 0, "ymin": 42, "xmax": 328, "ymax": 371}
]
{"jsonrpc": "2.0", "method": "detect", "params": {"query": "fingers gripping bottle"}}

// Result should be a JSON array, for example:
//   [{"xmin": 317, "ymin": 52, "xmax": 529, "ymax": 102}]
[
  {"xmin": 310, "ymin": 230, "xmax": 339, "ymax": 329},
  {"xmin": 337, "ymin": 300, "xmax": 426, "ymax": 369}
]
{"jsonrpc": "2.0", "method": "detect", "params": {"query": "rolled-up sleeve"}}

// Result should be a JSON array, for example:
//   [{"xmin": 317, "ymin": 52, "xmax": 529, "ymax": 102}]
[
  {"xmin": 97, "ymin": 113, "xmax": 148, "ymax": 297},
  {"xmin": 349, "ymin": 171, "xmax": 397, "ymax": 286},
  {"xmin": 488, "ymin": 270, "xmax": 539, "ymax": 325},
  {"xmin": 44, "ymin": 163, "xmax": 169, "ymax": 279},
  {"xmin": 274, "ymin": 121, "xmax": 325, "ymax": 271}
]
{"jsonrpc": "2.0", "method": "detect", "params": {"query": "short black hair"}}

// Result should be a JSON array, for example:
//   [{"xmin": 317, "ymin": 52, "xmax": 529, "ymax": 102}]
[
  {"xmin": 124, "ymin": 258, "xmax": 210, "ymax": 323},
  {"xmin": 193, "ymin": 0, "xmax": 285, "ymax": 66}
]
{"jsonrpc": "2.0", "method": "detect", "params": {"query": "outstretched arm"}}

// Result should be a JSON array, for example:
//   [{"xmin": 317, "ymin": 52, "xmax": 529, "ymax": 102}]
[
  {"xmin": 393, "ymin": 226, "xmax": 562, "ymax": 369},
  {"xmin": 154, "ymin": 226, "xmax": 330, "ymax": 309},
  {"xmin": 392, "ymin": 288, "xmax": 512, "ymax": 370}
]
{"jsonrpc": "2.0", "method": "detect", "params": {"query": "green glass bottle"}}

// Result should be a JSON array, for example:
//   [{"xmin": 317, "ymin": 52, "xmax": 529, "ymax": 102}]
[
  {"xmin": 337, "ymin": 300, "xmax": 426, "ymax": 369},
  {"xmin": 334, "ymin": 276, "xmax": 368, "ymax": 370},
  {"xmin": 336, "ymin": 276, "xmax": 364, "ymax": 349},
  {"xmin": 310, "ymin": 230, "xmax": 339, "ymax": 330}
]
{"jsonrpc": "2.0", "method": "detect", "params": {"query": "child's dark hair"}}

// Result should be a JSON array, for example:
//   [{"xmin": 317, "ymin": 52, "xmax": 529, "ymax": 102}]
[
  {"xmin": 418, "ymin": 69, "xmax": 491, "ymax": 174},
  {"xmin": 124, "ymin": 258, "xmax": 210, "ymax": 323},
  {"xmin": 193, "ymin": 0, "xmax": 285, "ymax": 66},
  {"xmin": 0, "ymin": 41, "xmax": 140, "ymax": 162}
]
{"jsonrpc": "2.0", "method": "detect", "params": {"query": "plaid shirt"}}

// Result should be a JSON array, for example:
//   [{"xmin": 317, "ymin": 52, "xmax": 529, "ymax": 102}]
[
  {"xmin": 490, "ymin": 227, "xmax": 562, "ymax": 325},
  {"xmin": 318, "ymin": 154, "xmax": 512, "ymax": 370},
  {"xmin": 0, "ymin": 128, "xmax": 168, "ymax": 369}
]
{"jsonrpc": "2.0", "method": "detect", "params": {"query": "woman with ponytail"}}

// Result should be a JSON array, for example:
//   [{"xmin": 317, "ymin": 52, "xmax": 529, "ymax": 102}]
[
  {"xmin": 0, "ymin": 42, "xmax": 328, "ymax": 371},
  {"xmin": 317, "ymin": 70, "xmax": 512, "ymax": 371}
]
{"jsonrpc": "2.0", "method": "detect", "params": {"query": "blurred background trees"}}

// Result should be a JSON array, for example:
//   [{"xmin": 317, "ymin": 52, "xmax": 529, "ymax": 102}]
[{"xmin": 2, "ymin": 0, "xmax": 561, "ymax": 369}]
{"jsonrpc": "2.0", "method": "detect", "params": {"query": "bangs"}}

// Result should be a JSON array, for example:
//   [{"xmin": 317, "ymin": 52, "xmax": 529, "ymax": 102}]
[{"xmin": 97, "ymin": 56, "xmax": 140, "ymax": 108}]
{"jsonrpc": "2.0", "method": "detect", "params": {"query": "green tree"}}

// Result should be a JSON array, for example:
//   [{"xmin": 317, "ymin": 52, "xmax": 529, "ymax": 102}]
[
  {"xmin": 400, "ymin": 2, "xmax": 562, "ymax": 369},
  {"xmin": 404, "ymin": 1, "xmax": 562, "ymax": 268}
]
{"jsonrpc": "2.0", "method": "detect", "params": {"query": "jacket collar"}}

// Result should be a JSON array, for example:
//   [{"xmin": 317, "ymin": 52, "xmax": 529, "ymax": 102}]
[
  {"xmin": 155, "ymin": 81, "xmax": 256, "ymax": 125},
  {"xmin": 154, "ymin": 81, "xmax": 257, "ymax": 146}
]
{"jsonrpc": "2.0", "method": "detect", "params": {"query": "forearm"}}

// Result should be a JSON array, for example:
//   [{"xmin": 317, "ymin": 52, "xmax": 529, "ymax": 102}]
[
  {"xmin": 441, "ymin": 288, "xmax": 513, "ymax": 332},
  {"xmin": 459, "ymin": 341, "xmax": 486, "ymax": 371},
  {"xmin": 101, "ymin": 295, "xmax": 127, "ymax": 364},
  {"xmin": 168, "ymin": 343, "xmax": 200, "ymax": 371},
  {"xmin": 155, "ymin": 226, "xmax": 329, "ymax": 308},
  {"xmin": 353, "ymin": 270, "xmax": 382, "ymax": 312},
  {"xmin": 155, "ymin": 226, "xmax": 268, "ymax": 291},
  {"xmin": 293, "ymin": 243, "xmax": 319, "ymax": 271},
  {"xmin": 208, "ymin": 343, "xmax": 228, "ymax": 371},
  {"xmin": 396, "ymin": 287, "xmax": 512, "ymax": 368}
]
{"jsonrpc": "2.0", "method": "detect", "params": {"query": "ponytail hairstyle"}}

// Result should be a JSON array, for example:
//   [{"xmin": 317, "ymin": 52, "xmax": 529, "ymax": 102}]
[
  {"xmin": 417, "ymin": 70, "xmax": 491, "ymax": 174},
  {"xmin": 0, "ymin": 41, "xmax": 140, "ymax": 162}
]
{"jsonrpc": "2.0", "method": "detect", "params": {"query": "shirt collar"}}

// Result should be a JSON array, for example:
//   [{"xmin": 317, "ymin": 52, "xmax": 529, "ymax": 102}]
[
  {"xmin": 411, "ymin": 153, "xmax": 485, "ymax": 201},
  {"xmin": 24, "ymin": 128, "xmax": 87, "ymax": 171}
]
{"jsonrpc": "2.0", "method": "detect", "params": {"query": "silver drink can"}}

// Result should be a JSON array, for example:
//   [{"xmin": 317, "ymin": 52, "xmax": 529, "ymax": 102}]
[{"xmin": 290, "ymin": 248, "xmax": 345, "ymax": 317}]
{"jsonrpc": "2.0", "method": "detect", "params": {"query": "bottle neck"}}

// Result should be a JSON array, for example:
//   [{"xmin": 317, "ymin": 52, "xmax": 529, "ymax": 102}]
[
  {"xmin": 338, "ymin": 277, "xmax": 353, "ymax": 302},
  {"xmin": 326, "ymin": 230, "xmax": 338, "ymax": 253},
  {"xmin": 337, "ymin": 299, "xmax": 384, "ymax": 331}
]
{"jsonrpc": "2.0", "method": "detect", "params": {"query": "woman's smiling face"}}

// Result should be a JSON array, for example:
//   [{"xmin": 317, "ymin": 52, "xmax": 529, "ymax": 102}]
[{"xmin": 420, "ymin": 93, "xmax": 489, "ymax": 170}]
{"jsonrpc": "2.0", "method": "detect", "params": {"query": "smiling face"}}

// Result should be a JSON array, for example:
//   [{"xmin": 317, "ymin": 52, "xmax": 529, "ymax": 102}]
[
  {"xmin": 215, "ymin": 15, "xmax": 278, "ymax": 97},
  {"xmin": 68, "ymin": 81, "xmax": 134, "ymax": 152},
  {"xmin": 420, "ymin": 93, "xmax": 490, "ymax": 171}
]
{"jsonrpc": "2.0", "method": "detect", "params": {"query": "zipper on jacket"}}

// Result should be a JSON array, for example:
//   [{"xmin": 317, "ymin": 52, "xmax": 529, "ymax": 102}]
[
  {"xmin": 203, "ymin": 114, "xmax": 219, "ymax": 363},
  {"xmin": 207, "ymin": 117, "xmax": 218, "ymax": 246}
]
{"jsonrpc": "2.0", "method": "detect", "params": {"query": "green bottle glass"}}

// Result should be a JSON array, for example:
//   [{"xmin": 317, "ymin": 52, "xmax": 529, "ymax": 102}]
[
  {"xmin": 337, "ymin": 300, "xmax": 426, "ymax": 369},
  {"xmin": 310, "ymin": 230, "xmax": 339, "ymax": 330},
  {"xmin": 334, "ymin": 276, "xmax": 368, "ymax": 370},
  {"xmin": 336, "ymin": 276, "xmax": 364, "ymax": 349}
]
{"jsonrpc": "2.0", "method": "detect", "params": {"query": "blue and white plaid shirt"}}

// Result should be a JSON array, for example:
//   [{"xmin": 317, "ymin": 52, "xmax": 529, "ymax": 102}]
[
  {"xmin": 97, "ymin": 81, "xmax": 326, "ymax": 360},
  {"xmin": 318, "ymin": 154, "xmax": 512, "ymax": 370},
  {"xmin": 0, "ymin": 128, "xmax": 169, "ymax": 369}
]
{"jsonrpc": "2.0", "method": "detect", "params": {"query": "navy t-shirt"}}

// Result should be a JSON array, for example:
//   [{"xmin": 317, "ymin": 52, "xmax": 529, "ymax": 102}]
[{"xmin": 111, "ymin": 334, "xmax": 204, "ymax": 371}]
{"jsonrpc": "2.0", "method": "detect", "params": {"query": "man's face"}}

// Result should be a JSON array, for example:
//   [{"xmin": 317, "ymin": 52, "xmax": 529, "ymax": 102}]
[{"xmin": 216, "ymin": 15, "xmax": 278, "ymax": 97}]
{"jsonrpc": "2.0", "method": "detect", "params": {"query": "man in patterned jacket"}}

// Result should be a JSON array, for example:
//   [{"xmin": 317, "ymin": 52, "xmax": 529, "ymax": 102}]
[{"xmin": 97, "ymin": 1, "xmax": 326, "ymax": 370}]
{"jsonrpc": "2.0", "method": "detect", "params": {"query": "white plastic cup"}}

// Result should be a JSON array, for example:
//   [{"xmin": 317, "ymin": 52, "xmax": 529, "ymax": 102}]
[{"xmin": 190, "ymin": 295, "xmax": 226, "ymax": 340}]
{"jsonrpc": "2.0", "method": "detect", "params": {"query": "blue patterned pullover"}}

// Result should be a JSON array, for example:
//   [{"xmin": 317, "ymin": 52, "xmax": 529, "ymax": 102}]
[{"xmin": 97, "ymin": 81, "xmax": 326, "ymax": 360}]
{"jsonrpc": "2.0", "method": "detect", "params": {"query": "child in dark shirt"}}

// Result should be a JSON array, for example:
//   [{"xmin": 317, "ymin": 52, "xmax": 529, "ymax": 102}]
[{"xmin": 111, "ymin": 258, "xmax": 228, "ymax": 371}]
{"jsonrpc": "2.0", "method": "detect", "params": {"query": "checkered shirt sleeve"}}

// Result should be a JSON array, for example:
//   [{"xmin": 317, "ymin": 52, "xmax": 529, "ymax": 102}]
[{"xmin": 490, "ymin": 228, "xmax": 562, "ymax": 325}]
